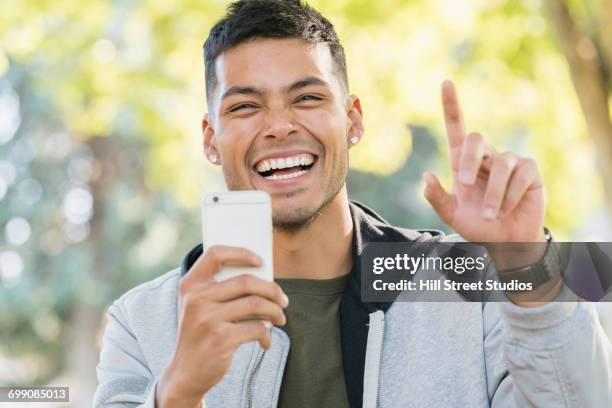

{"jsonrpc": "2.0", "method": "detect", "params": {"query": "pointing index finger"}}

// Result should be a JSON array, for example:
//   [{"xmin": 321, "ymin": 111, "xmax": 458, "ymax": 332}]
[{"xmin": 441, "ymin": 80, "xmax": 466, "ymax": 150}]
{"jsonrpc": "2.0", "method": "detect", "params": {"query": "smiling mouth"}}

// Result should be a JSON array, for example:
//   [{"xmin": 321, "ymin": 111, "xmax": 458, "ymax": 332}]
[{"xmin": 254, "ymin": 153, "xmax": 317, "ymax": 180}]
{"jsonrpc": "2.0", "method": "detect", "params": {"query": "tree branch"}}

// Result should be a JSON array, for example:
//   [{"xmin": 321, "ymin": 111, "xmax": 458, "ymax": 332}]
[{"xmin": 545, "ymin": 0, "xmax": 612, "ymax": 219}]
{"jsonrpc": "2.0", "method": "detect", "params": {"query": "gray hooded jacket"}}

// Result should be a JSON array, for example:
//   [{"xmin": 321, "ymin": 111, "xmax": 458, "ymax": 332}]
[{"xmin": 94, "ymin": 202, "xmax": 612, "ymax": 407}]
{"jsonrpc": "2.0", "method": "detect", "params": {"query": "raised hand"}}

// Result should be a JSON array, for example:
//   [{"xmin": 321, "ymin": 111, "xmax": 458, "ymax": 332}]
[{"xmin": 423, "ymin": 80, "xmax": 546, "ymax": 243}]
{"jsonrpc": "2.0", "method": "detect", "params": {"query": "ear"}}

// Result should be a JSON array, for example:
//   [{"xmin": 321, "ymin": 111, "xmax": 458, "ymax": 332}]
[
  {"xmin": 346, "ymin": 95, "xmax": 364, "ymax": 148},
  {"xmin": 202, "ymin": 113, "xmax": 220, "ymax": 165}
]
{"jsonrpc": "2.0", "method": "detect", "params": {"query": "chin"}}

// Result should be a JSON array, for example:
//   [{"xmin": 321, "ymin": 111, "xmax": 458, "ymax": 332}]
[
  {"xmin": 271, "ymin": 186, "xmax": 342, "ymax": 231},
  {"xmin": 272, "ymin": 211, "xmax": 317, "ymax": 231},
  {"xmin": 269, "ymin": 192, "xmax": 318, "ymax": 225}
]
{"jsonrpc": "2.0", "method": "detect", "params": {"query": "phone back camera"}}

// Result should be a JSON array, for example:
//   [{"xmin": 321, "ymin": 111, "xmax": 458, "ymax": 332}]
[{"xmin": 213, "ymin": 196, "xmax": 219, "ymax": 203}]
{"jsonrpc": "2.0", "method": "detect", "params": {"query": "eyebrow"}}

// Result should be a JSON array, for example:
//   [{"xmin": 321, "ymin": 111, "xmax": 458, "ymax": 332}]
[
  {"xmin": 283, "ymin": 76, "xmax": 330, "ymax": 93},
  {"xmin": 220, "ymin": 76, "xmax": 330, "ymax": 101},
  {"xmin": 221, "ymin": 86, "xmax": 264, "ymax": 101}
]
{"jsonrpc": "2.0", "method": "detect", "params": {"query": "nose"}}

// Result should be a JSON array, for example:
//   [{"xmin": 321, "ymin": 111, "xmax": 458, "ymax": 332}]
[{"xmin": 264, "ymin": 108, "xmax": 296, "ymax": 140}]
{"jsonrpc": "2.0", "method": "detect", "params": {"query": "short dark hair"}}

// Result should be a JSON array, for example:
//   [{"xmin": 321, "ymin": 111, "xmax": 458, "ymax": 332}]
[{"xmin": 203, "ymin": 0, "xmax": 348, "ymax": 106}]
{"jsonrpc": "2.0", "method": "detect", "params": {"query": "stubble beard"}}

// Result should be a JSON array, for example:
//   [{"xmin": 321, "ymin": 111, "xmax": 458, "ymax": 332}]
[
  {"xmin": 223, "ymin": 153, "xmax": 349, "ymax": 233},
  {"xmin": 272, "ymin": 153, "xmax": 348, "ymax": 232}
]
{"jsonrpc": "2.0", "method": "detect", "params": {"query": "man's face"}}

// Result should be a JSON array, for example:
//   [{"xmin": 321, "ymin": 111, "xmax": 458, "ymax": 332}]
[{"xmin": 204, "ymin": 38, "xmax": 362, "ymax": 229}]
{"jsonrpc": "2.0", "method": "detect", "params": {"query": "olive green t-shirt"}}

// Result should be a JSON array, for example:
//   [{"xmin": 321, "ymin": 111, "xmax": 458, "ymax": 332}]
[{"xmin": 275, "ymin": 273, "xmax": 351, "ymax": 408}]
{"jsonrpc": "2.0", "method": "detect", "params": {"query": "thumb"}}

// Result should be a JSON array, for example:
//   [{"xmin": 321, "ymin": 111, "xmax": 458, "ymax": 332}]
[{"xmin": 423, "ymin": 171, "xmax": 456, "ymax": 225}]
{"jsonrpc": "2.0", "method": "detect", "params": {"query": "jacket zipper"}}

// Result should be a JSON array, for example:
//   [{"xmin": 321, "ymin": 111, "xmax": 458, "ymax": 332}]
[
  {"xmin": 376, "ymin": 319, "xmax": 384, "ymax": 407},
  {"xmin": 363, "ymin": 310, "xmax": 385, "ymax": 408},
  {"xmin": 246, "ymin": 347, "xmax": 265, "ymax": 408}
]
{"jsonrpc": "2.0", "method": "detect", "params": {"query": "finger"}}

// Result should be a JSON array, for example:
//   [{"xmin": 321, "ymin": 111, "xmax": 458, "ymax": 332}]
[
  {"xmin": 228, "ymin": 320, "xmax": 273, "ymax": 349},
  {"xmin": 441, "ymin": 80, "xmax": 466, "ymax": 151},
  {"xmin": 221, "ymin": 296, "xmax": 286, "ymax": 327},
  {"xmin": 482, "ymin": 152, "xmax": 519, "ymax": 220},
  {"xmin": 205, "ymin": 274, "xmax": 289, "ymax": 308},
  {"xmin": 183, "ymin": 245, "xmax": 263, "ymax": 284},
  {"xmin": 459, "ymin": 132, "xmax": 493, "ymax": 185},
  {"xmin": 498, "ymin": 159, "xmax": 541, "ymax": 219},
  {"xmin": 423, "ymin": 171, "xmax": 456, "ymax": 225}
]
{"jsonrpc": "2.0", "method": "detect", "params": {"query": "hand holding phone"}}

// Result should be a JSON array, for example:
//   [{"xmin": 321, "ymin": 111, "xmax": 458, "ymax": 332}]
[{"xmin": 155, "ymin": 191, "xmax": 284, "ymax": 407}]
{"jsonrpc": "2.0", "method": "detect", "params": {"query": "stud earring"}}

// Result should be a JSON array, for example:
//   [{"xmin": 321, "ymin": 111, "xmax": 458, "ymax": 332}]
[
  {"xmin": 350, "ymin": 135, "xmax": 359, "ymax": 145},
  {"xmin": 209, "ymin": 154, "xmax": 217, "ymax": 163}
]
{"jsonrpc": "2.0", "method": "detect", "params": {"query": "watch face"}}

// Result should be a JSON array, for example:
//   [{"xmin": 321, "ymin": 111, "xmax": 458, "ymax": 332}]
[
  {"xmin": 499, "ymin": 266, "xmax": 548, "ymax": 286},
  {"xmin": 532, "ymin": 264, "xmax": 552, "ymax": 284},
  {"xmin": 498, "ymin": 236, "xmax": 559, "ymax": 289}
]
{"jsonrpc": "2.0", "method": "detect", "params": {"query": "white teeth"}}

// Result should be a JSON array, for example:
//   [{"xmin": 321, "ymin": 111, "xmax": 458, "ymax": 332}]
[
  {"xmin": 256, "ymin": 161, "xmax": 269, "ymax": 172},
  {"xmin": 255, "ymin": 153, "xmax": 315, "ymax": 173},
  {"xmin": 264, "ymin": 169, "xmax": 307, "ymax": 180}
]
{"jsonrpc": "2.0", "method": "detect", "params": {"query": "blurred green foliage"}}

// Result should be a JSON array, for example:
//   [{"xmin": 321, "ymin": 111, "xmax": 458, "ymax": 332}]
[{"xmin": 0, "ymin": 0, "xmax": 605, "ymax": 388}]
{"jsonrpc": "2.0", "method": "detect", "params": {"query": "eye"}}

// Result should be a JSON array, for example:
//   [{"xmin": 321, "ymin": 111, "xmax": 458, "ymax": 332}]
[
  {"xmin": 228, "ymin": 103, "xmax": 258, "ymax": 113},
  {"xmin": 295, "ymin": 94, "xmax": 323, "ymax": 103}
]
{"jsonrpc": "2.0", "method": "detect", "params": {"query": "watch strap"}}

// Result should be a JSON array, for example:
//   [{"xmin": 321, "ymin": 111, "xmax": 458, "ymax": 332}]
[{"xmin": 497, "ymin": 228, "xmax": 562, "ymax": 289}]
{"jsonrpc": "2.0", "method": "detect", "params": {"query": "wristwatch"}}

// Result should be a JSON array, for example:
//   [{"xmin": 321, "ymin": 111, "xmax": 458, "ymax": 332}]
[{"xmin": 497, "ymin": 228, "xmax": 565, "ymax": 289}]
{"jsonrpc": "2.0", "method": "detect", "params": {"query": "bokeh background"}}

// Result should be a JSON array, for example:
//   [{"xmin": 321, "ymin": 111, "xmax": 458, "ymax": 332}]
[{"xmin": 1, "ymin": 0, "xmax": 612, "ymax": 406}]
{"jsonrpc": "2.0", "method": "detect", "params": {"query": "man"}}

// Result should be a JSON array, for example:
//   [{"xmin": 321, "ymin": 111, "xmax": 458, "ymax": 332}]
[{"xmin": 94, "ymin": 1, "xmax": 612, "ymax": 407}]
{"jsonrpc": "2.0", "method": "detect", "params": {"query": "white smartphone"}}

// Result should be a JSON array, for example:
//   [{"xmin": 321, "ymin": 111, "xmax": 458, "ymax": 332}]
[{"xmin": 202, "ymin": 190, "xmax": 273, "ymax": 282}]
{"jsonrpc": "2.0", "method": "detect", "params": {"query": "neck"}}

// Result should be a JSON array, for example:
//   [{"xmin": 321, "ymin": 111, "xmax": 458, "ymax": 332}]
[{"xmin": 273, "ymin": 188, "xmax": 353, "ymax": 279}]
